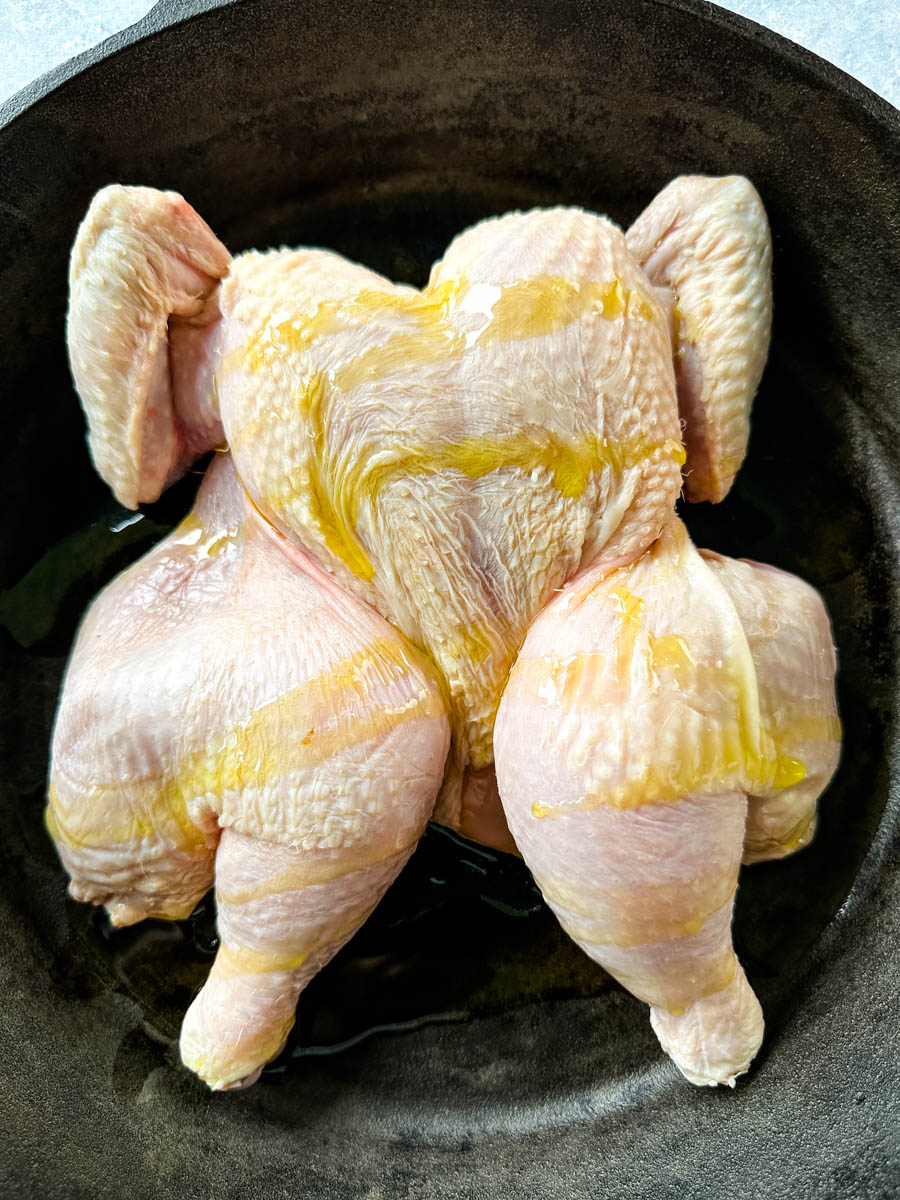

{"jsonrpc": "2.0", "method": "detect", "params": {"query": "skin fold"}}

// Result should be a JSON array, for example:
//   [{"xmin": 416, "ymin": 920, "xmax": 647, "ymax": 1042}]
[
  {"xmin": 701, "ymin": 553, "xmax": 842, "ymax": 864},
  {"xmin": 48, "ymin": 176, "xmax": 840, "ymax": 1089}
]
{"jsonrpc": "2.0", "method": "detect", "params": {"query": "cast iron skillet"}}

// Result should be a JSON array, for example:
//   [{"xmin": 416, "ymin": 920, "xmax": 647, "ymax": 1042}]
[{"xmin": 1, "ymin": 1, "xmax": 898, "ymax": 1195}]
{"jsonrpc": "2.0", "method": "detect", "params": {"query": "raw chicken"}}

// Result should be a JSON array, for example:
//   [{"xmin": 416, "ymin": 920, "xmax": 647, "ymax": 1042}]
[
  {"xmin": 626, "ymin": 176, "xmax": 773, "ymax": 503},
  {"xmin": 493, "ymin": 520, "xmax": 840, "ymax": 1085},
  {"xmin": 49, "ymin": 177, "xmax": 840, "ymax": 1090},
  {"xmin": 701, "ymin": 552, "xmax": 841, "ymax": 864},
  {"xmin": 50, "ymin": 452, "xmax": 449, "ymax": 1088}
]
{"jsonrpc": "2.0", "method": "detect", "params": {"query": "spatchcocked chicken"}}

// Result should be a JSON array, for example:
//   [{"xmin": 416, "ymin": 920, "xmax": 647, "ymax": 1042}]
[{"xmin": 48, "ymin": 177, "xmax": 840, "ymax": 1091}]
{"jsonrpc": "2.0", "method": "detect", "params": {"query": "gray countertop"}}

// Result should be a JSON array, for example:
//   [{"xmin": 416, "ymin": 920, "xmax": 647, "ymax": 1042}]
[{"xmin": 0, "ymin": 0, "xmax": 898, "ymax": 109}]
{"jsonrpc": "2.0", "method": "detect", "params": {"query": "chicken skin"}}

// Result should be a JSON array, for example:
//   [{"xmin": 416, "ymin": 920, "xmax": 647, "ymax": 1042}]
[
  {"xmin": 49, "ymin": 453, "xmax": 449, "ymax": 1088},
  {"xmin": 49, "ymin": 176, "xmax": 840, "ymax": 1089}
]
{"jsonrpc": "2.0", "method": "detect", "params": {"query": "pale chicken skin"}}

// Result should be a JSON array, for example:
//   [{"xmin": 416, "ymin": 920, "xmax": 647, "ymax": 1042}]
[
  {"xmin": 494, "ymin": 520, "xmax": 840, "ymax": 1084},
  {"xmin": 50, "ymin": 454, "xmax": 449, "ymax": 1087},
  {"xmin": 49, "ymin": 176, "xmax": 841, "ymax": 1090}
]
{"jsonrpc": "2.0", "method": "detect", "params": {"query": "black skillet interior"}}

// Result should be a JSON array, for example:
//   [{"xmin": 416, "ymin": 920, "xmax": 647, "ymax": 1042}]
[{"xmin": 1, "ymin": 1, "xmax": 898, "ymax": 1196}]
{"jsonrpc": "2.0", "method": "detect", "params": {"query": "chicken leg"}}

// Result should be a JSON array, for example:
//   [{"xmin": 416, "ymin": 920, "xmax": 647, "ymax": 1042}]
[
  {"xmin": 48, "ymin": 454, "xmax": 449, "ymax": 1087},
  {"xmin": 702, "ymin": 552, "xmax": 841, "ymax": 863},
  {"xmin": 494, "ymin": 520, "xmax": 837, "ymax": 1085}
]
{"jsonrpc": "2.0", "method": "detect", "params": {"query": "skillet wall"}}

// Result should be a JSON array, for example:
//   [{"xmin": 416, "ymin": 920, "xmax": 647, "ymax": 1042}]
[{"xmin": 1, "ymin": 0, "xmax": 898, "ymax": 1195}]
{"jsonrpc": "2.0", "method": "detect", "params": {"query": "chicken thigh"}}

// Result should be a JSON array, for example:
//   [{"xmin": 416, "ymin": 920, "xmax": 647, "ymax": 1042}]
[
  {"xmin": 49, "ymin": 176, "xmax": 839, "ymax": 1089},
  {"xmin": 493, "ymin": 520, "xmax": 840, "ymax": 1085},
  {"xmin": 50, "ymin": 453, "xmax": 449, "ymax": 1088},
  {"xmin": 702, "ymin": 552, "xmax": 841, "ymax": 864}
]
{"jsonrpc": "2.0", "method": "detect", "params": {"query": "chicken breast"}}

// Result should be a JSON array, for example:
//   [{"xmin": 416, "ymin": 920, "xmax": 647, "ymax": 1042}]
[{"xmin": 213, "ymin": 209, "xmax": 684, "ymax": 825}]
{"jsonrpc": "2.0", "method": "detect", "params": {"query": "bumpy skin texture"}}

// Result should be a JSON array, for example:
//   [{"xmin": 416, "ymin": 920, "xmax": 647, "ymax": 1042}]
[
  {"xmin": 49, "ymin": 177, "xmax": 840, "ymax": 1090},
  {"xmin": 496, "ymin": 522, "xmax": 773, "ymax": 1085},
  {"xmin": 215, "ymin": 209, "xmax": 684, "ymax": 825},
  {"xmin": 67, "ymin": 186, "xmax": 231, "ymax": 508},
  {"xmin": 50, "ymin": 456, "xmax": 449, "ymax": 1088},
  {"xmin": 626, "ymin": 176, "xmax": 772, "ymax": 503}
]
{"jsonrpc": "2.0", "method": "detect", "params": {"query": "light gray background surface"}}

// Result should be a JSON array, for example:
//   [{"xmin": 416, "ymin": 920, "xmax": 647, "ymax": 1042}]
[{"xmin": 0, "ymin": 0, "xmax": 898, "ymax": 108}]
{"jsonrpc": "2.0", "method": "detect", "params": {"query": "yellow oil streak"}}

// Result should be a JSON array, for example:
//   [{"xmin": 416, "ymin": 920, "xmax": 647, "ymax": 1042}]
[
  {"xmin": 229, "ymin": 270, "xmax": 679, "ymax": 581},
  {"xmin": 441, "ymin": 622, "xmax": 497, "ymax": 668},
  {"xmin": 475, "ymin": 276, "xmax": 633, "ymax": 342},
  {"xmin": 169, "ymin": 511, "xmax": 242, "ymax": 559},
  {"xmin": 539, "ymin": 872, "xmax": 738, "ymax": 948},
  {"xmin": 182, "ymin": 1009, "xmax": 298, "ymax": 1085},
  {"xmin": 292, "ymin": 372, "xmax": 376, "ymax": 580},
  {"xmin": 214, "ymin": 900, "xmax": 380, "ymax": 976},
  {"xmin": 532, "ymin": 652, "xmax": 609, "ymax": 708},
  {"xmin": 665, "ymin": 953, "xmax": 738, "ymax": 1016},
  {"xmin": 46, "ymin": 778, "xmax": 207, "ymax": 851},
  {"xmin": 583, "ymin": 943, "xmax": 737, "ymax": 1014},
  {"xmin": 333, "ymin": 323, "xmax": 465, "ymax": 392},
  {"xmin": 779, "ymin": 812, "xmax": 815, "ymax": 850},
  {"xmin": 768, "ymin": 713, "xmax": 842, "ymax": 751},
  {"xmin": 529, "ymin": 719, "xmax": 822, "ymax": 818},
  {"xmin": 170, "ymin": 511, "xmax": 204, "ymax": 543},
  {"xmin": 216, "ymin": 837, "xmax": 419, "ymax": 906},
  {"xmin": 771, "ymin": 756, "xmax": 807, "ymax": 788},
  {"xmin": 744, "ymin": 809, "xmax": 817, "ymax": 859},
  {"xmin": 519, "ymin": 618, "xmax": 840, "ymax": 817},
  {"xmin": 47, "ymin": 639, "xmax": 441, "ymax": 851},
  {"xmin": 357, "ymin": 431, "xmax": 683, "ymax": 503},
  {"xmin": 520, "ymin": 615, "xmax": 695, "ymax": 713},
  {"xmin": 265, "ymin": 390, "xmax": 685, "ymax": 582},
  {"xmin": 657, "ymin": 950, "xmax": 739, "ymax": 1017},
  {"xmin": 238, "ymin": 272, "xmax": 653, "ymax": 379},
  {"xmin": 609, "ymin": 587, "xmax": 644, "ymax": 679},
  {"xmin": 240, "ymin": 277, "xmax": 461, "ymax": 374},
  {"xmin": 217, "ymin": 941, "xmax": 313, "ymax": 975},
  {"xmin": 648, "ymin": 633, "xmax": 695, "ymax": 676}
]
